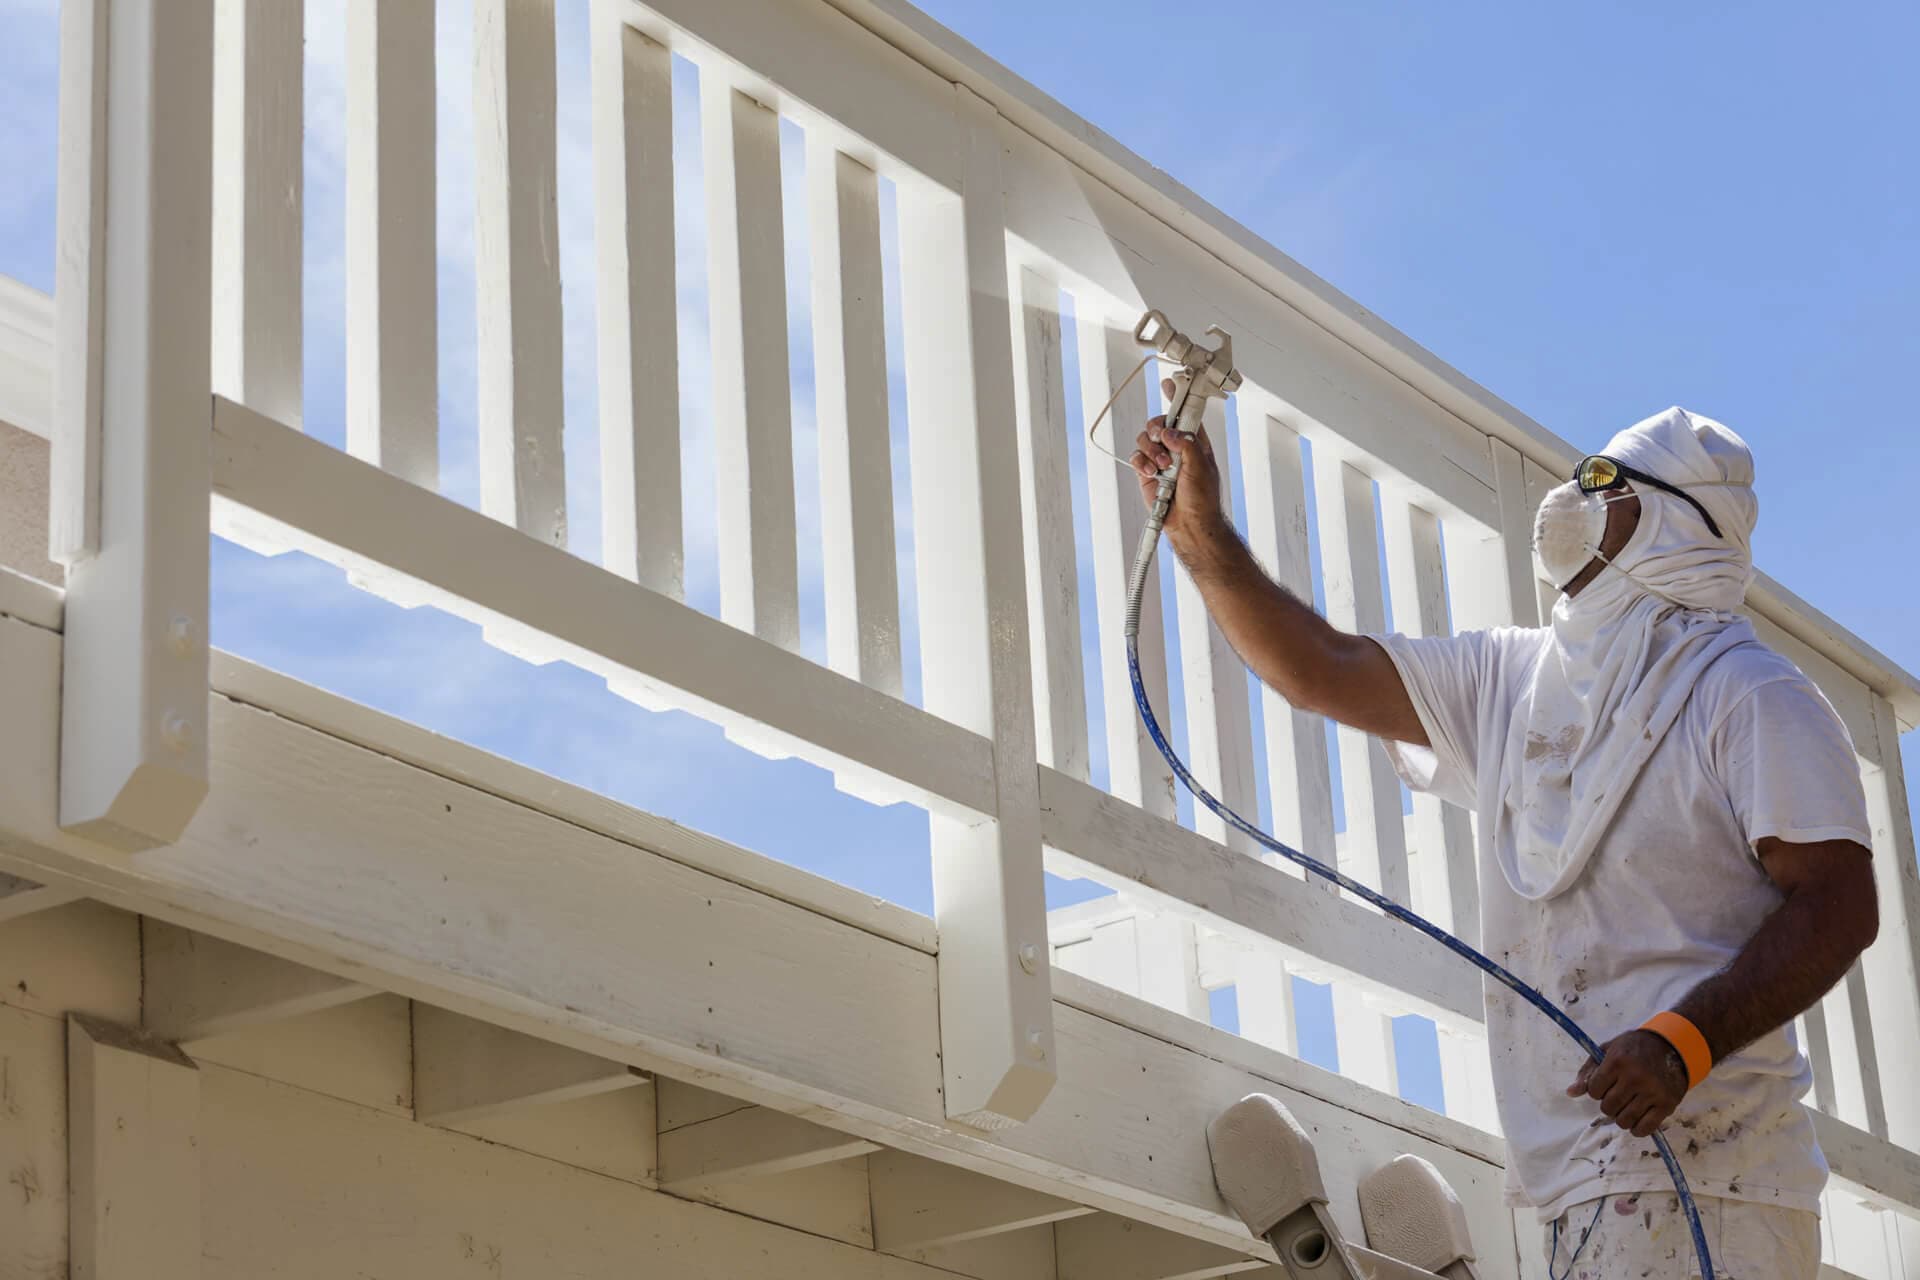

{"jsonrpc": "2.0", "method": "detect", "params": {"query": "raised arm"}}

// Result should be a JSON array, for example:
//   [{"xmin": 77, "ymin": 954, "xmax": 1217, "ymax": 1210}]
[{"xmin": 1131, "ymin": 405, "xmax": 1425, "ymax": 745}]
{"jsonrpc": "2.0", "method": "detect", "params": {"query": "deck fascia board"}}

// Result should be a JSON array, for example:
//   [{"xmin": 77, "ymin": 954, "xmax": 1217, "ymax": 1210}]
[{"xmin": 0, "ymin": 612, "xmax": 1509, "ymax": 1257}]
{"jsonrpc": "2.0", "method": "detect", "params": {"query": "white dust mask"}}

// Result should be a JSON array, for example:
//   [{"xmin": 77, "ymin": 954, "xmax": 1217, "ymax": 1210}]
[{"xmin": 1531, "ymin": 480, "xmax": 1608, "ymax": 589}]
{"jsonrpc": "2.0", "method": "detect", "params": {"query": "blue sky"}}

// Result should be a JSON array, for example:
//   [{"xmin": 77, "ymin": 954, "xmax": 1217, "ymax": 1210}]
[{"xmin": 1, "ymin": 0, "xmax": 1914, "ymax": 1116}]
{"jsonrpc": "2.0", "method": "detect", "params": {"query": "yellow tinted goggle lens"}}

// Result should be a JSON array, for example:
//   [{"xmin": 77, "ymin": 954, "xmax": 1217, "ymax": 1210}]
[{"xmin": 1577, "ymin": 456, "xmax": 1621, "ymax": 490}]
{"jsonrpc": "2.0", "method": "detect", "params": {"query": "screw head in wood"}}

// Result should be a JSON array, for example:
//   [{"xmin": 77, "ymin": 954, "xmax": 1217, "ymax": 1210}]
[
  {"xmin": 161, "ymin": 711, "xmax": 196, "ymax": 753},
  {"xmin": 167, "ymin": 614, "xmax": 197, "ymax": 656}
]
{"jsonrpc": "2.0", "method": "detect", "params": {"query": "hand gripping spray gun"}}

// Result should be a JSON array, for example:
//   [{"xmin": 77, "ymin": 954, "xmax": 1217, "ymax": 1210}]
[
  {"xmin": 1124, "ymin": 310, "xmax": 1242, "ymax": 640},
  {"xmin": 1112, "ymin": 310, "xmax": 1714, "ymax": 1280}
]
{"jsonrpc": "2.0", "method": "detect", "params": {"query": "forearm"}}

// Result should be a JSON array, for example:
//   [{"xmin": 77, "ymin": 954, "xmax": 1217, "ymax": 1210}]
[
  {"xmin": 1169, "ymin": 515, "xmax": 1351, "ymax": 716},
  {"xmin": 1673, "ymin": 873, "xmax": 1877, "ymax": 1063}
]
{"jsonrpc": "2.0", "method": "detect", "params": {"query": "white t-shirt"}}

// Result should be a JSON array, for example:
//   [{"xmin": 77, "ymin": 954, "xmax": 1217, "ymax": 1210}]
[{"xmin": 1371, "ymin": 625, "xmax": 1872, "ymax": 1221}]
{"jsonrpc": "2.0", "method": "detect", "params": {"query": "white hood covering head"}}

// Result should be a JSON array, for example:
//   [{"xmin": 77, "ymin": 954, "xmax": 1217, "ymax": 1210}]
[{"xmin": 1494, "ymin": 407, "xmax": 1762, "ymax": 900}]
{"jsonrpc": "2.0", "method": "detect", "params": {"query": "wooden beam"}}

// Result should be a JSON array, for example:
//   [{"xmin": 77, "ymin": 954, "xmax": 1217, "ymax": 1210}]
[
  {"xmin": 657, "ymin": 1078, "xmax": 757, "ymax": 1132},
  {"xmin": 657, "ymin": 1106, "xmax": 878, "ymax": 1194},
  {"xmin": 1038, "ymin": 768, "xmax": 1481, "ymax": 1031},
  {"xmin": 897, "ymin": 85, "xmax": 1054, "ymax": 1127},
  {"xmin": 208, "ymin": 397, "xmax": 996, "ymax": 820},
  {"xmin": 1055, "ymin": 1215, "xmax": 1266, "ymax": 1280},
  {"xmin": 54, "ymin": 0, "xmax": 214, "ymax": 850},
  {"xmin": 208, "ymin": 653, "xmax": 938, "ymax": 956},
  {"xmin": 414, "ymin": 1005, "xmax": 649, "ymax": 1127},
  {"xmin": 67, "ymin": 1015, "xmax": 200, "ymax": 1278},
  {"xmin": 0, "ymin": 871, "xmax": 78, "ymax": 923},
  {"xmin": 0, "ymin": 565, "xmax": 62, "ymax": 633},
  {"xmin": 871, "ymin": 1148, "xmax": 1093, "ymax": 1252},
  {"xmin": 1815, "ymin": 1103, "xmax": 1920, "ymax": 1224},
  {"xmin": 444, "ymin": 1068, "xmax": 659, "ymax": 1186},
  {"xmin": 143, "ymin": 919, "xmax": 378, "ymax": 1043}
]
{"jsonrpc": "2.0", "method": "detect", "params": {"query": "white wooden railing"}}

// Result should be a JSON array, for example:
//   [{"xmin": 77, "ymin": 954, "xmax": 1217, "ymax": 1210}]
[{"xmin": 44, "ymin": 0, "xmax": 1920, "ymax": 1265}]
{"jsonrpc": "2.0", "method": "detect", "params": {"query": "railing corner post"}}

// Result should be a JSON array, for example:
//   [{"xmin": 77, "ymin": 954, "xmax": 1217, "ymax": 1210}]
[
  {"xmin": 900, "ymin": 86, "xmax": 1056, "ymax": 1129},
  {"xmin": 55, "ymin": 0, "xmax": 216, "ymax": 852}
]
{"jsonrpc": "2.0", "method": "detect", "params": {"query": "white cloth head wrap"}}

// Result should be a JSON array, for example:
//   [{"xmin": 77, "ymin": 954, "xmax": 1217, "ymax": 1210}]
[{"xmin": 1492, "ymin": 407, "xmax": 1763, "ymax": 900}]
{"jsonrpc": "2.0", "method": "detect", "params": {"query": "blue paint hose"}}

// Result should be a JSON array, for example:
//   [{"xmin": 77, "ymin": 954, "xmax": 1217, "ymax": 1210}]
[{"xmin": 1121, "ymin": 471, "xmax": 1714, "ymax": 1278}]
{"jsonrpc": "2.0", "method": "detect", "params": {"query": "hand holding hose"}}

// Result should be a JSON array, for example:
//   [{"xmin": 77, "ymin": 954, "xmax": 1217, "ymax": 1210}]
[{"xmin": 1131, "ymin": 379, "xmax": 1228, "ymax": 553}]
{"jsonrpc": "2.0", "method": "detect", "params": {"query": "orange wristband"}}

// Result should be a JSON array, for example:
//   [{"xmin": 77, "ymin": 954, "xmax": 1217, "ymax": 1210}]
[{"xmin": 1640, "ymin": 1011, "xmax": 1712, "ymax": 1090}]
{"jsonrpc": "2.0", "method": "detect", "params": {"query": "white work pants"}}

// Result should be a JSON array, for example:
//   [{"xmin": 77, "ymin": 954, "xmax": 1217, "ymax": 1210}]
[{"xmin": 1543, "ymin": 1193, "xmax": 1818, "ymax": 1279}]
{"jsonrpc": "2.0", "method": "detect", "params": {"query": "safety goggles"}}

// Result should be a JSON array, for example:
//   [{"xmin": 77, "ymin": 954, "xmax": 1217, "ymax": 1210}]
[{"xmin": 1573, "ymin": 455, "xmax": 1723, "ymax": 539}]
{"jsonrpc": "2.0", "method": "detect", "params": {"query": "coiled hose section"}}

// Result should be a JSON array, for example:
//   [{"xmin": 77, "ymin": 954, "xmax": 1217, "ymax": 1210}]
[{"xmin": 1122, "ymin": 498, "xmax": 1713, "ymax": 1279}]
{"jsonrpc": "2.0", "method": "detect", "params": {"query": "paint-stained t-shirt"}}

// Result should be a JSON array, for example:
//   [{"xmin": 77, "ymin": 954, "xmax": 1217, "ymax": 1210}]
[{"xmin": 1369, "ymin": 624, "xmax": 1872, "ymax": 1222}]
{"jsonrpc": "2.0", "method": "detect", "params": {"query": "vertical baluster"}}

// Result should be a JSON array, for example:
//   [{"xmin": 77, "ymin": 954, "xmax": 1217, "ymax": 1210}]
[
  {"xmin": 1311, "ymin": 449, "xmax": 1412, "ymax": 903},
  {"xmin": 809, "ymin": 137, "xmax": 900, "ymax": 692},
  {"xmin": 55, "ymin": 0, "xmax": 215, "ymax": 849},
  {"xmin": 1075, "ymin": 313, "xmax": 1174, "ymax": 819},
  {"xmin": 1171, "ymin": 396, "xmax": 1259, "ymax": 855},
  {"xmin": 1234, "ymin": 955, "xmax": 1300, "ymax": 1057},
  {"xmin": 1310, "ymin": 445, "xmax": 1408, "ymax": 1095},
  {"xmin": 1521, "ymin": 457, "xmax": 1562, "ymax": 622},
  {"xmin": 896, "ymin": 88, "xmax": 1051, "ymax": 1128},
  {"xmin": 1238, "ymin": 409, "xmax": 1337, "ymax": 867},
  {"xmin": 1233, "ymin": 407, "xmax": 1338, "ymax": 1071},
  {"xmin": 1010, "ymin": 266, "xmax": 1088, "ymax": 778},
  {"xmin": 1485, "ymin": 438, "xmax": 1543, "ymax": 628},
  {"xmin": 591, "ymin": 8, "xmax": 678, "ymax": 593},
  {"xmin": 1441, "ymin": 515, "xmax": 1514, "ymax": 635},
  {"xmin": 1132, "ymin": 908, "xmax": 1209, "ymax": 1021},
  {"xmin": 1846, "ymin": 966, "xmax": 1890, "ymax": 1138},
  {"xmin": 474, "ymin": 0, "xmax": 566, "ymax": 546},
  {"xmin": 50, "ymin": 0, "xmax": 108, "ymax": 564},
  {"xmin": 211, "ymin": 0, "xmax": 303, "ymax": 427},
  {"xmin": 1859, "ymin": 695, "xmax": 1920, "ymax": 1265},
  {"xmin": 1382, "ymin": 492, "xmax": 1497, "ymax": 1130},
  {"xmin": 1380, "ymin": 497, "xmax": 1480, "ymax": 940},
  {"xmin": 702, "ymin": 76, "xmax": 799, "ymax": 647},
  {"xmin": 1796, "ymin": 1009, "xmax": 1838, "ymax": 1116},
  {"xmin": 1081, "ymin": 917, "xmax": 1141, "ymax": 997},
  {"xmin": 1440, "ymin": 450, "xmax": 1532, "ymax": 1124},
  {"xmin": 1817, "ymin": 966, "xmax": 1880, "ymax": 1134},
  {"xmin": 346, "ymin": 0, "xmax": 438, "ymax": 487}
]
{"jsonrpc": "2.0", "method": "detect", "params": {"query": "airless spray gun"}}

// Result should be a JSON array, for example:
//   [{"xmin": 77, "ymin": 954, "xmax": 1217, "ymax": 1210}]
[
  {"xmin": 1122, "ymin": 310, "xmax": 1241, "ymax": 645},
  {"xmin": 1109, "ymin": 310, "xmax": 1714, "ymax": 1280}
]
